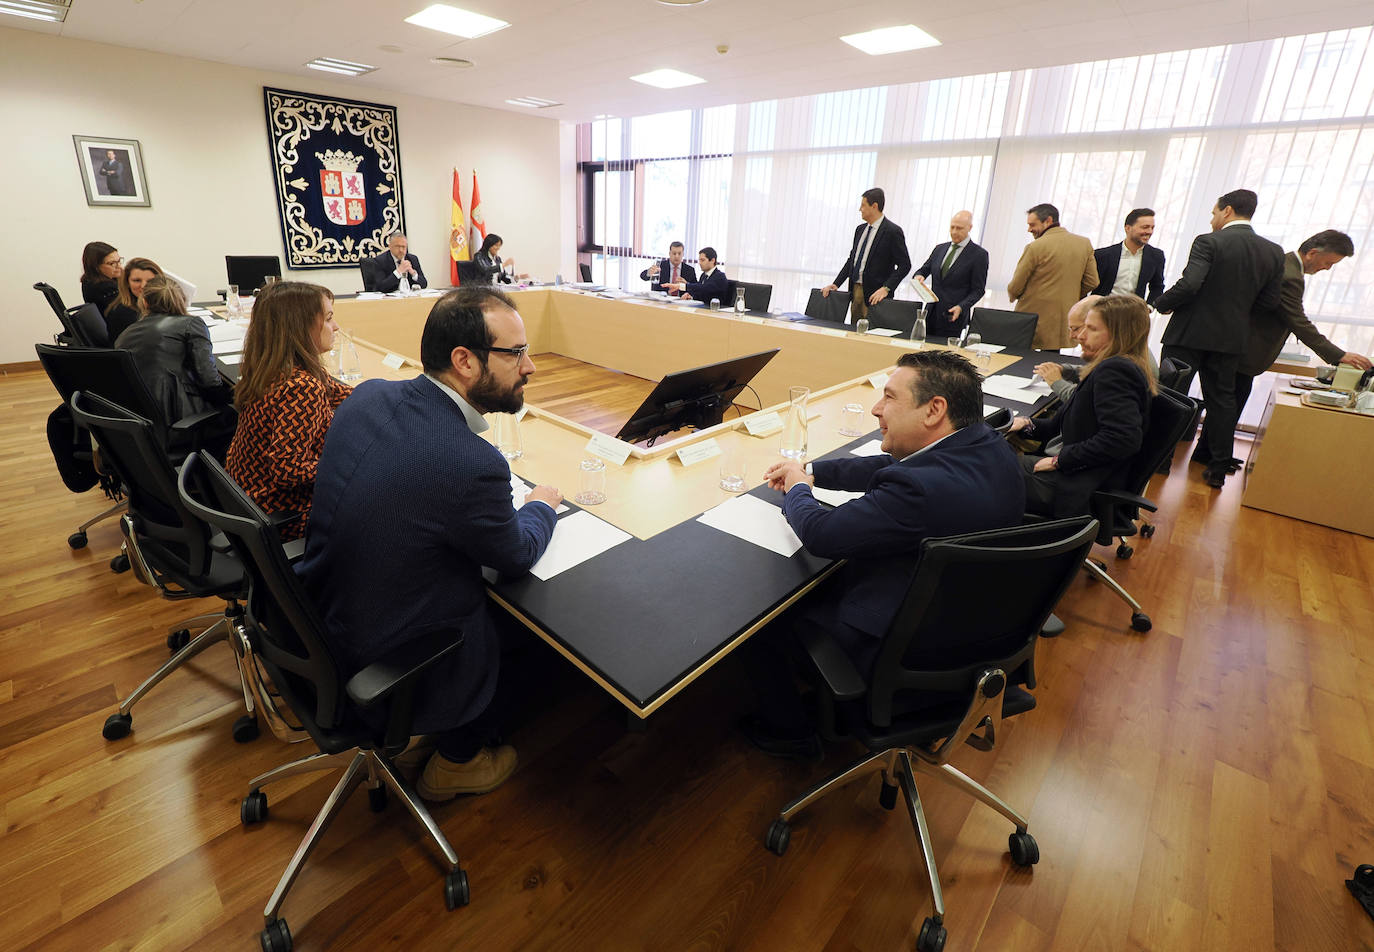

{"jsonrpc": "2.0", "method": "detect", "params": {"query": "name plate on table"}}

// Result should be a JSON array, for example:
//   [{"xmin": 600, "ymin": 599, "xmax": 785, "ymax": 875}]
[
  {"xmin": 585, "ymin": 431, "xmax": 633, "ymax": 465},
  {"xmin": 381, "ymin": 352, "xmax": 407, "ymax": 370},
  {"xmin": 868, "ymin": 371, "xmax": 891, "ymax": 389},
  {"xmin": 676, "ymin": 439, "xmax": 722, "ymax": 467},
  {"xmin": 744, "ymin": 410, "xmax": 782, "ymax": 437}
]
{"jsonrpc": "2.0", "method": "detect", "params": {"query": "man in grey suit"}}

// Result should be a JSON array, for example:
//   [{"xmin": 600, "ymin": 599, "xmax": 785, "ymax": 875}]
[
  {"xmin": 1154, "ymin": 189, "xmax": 1284, "ymax": 488},
  {"xmin": 1236, "ymin": 229, "xmax": 1371, "ymax": 417}
]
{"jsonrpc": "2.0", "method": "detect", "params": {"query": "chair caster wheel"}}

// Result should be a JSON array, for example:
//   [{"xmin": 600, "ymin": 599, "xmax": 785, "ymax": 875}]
[
  {"xmin": 444, "ymin": 868, "xmax": 470, "ymax": 910},
  {"xmin": 368, "ymin": 785, "xmax": 388, "ymax": 813},
  {"xmin": 1139, "ymin": 523, "xmax": 1156, "ymax": 538},
  {"xmin": 916, "ymin": 916, "xmax": 947, "ymax": 952},
  {"xmin": 166, "ymin": 629, "xmax": 191, "ymax": 653},
  {"xmin": 1130, "ymin": 612, "xmax": 1152, "ymax": 632},
  {"xmin": 1039, "ymin": 613, "xmax": 1066, "ymax": 638},
  {"xmin": 1116, "ymin": 544, "xmax": 1133, "ymax": 559},
  {"xmin": 110, "ymin": 553, "xmax": 130, "ymax": 573},
  {"xmin": 232, "ymin": 715, "xmax": 260, "ymax": 743},
  {"xmin": 1008, "ymin": 831, "xmax": 1039, "ymax": 866},
  {"xmin": 241, "ymin": 790, "xmax": 268, "ymax": 825},
  {"xmin": 68, "ymin": 532, "xmax": 87, "ymax": 550},
  {"xmin": 878, "ymin": 780, "xmax": 898, "ymax": 810},
  {"xmin": 765, "ymin": 818, "xmax": 790, "ymax": 856},
  {"xmin": 260, "ymin": 917, "xmax": 292, "ymax": 952},
  {"xmin": 102, "ymin": 712, "xmax": 132, "ymax": 740}
]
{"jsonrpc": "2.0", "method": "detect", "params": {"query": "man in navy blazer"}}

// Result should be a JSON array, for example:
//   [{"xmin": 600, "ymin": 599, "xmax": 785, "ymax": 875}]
[
  {"xmin": 300, "ymin": 286, "xmax": 561, "ymax": 801},
  {"xmin": 369, "ymin": 233, "xmax": 428, "ymax": 293},
  {"xmin": 1091, "ymin": 208, "xmax": 1165, "ymax": 304},
  {"xmin": 741, "ymin": 350, "xmax": 1025, "ymax": 759},
  {"xmin": 822, "ymin": 187, "xmax": 913, "ymax": 324},
  {"xmin": 913, "ymin": 209, "xmax": 989, "ymax": 338},
  {"xmin": 674, "ymin": 247, "xmax": 730, "ymax": 304},
  {"xmin": 638, "ymin": 241, "xmax": 696, "ymax": 294}
]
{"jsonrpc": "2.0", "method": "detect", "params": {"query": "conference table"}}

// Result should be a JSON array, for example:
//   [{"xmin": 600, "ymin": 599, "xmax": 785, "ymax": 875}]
[{"xmin": 221, "ymin": 288, "xmax": 1056, "ymax": 719}]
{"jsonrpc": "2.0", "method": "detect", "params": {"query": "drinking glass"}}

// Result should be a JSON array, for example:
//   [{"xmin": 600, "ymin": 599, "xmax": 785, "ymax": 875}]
[
  {"xmin": 839, "ymin": 402, "xmax": 866, "ymax": 437},
  {"xmin": 494, "ymin": 413, "xmax": 523, "ymax": 460},
  {"xmin": 946, "ymin": 336, "xmax": 962, "ymax": 349},
  {"xmin": 718, "ymin": 449, "xmax": 747, "ymax": 492},
  {"xmin": 575, "ymin": 457, "xmax": 606, "ymax": 505}
]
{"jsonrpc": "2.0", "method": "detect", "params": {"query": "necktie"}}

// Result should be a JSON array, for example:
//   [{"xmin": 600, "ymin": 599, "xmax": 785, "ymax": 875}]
[
  {"xmin": 941, "ymin": 243, "xmax": 958, "ymax": 276},
  {"xmin": 855, "ymin": 226, "xmax": 873, "ymax": 275}
]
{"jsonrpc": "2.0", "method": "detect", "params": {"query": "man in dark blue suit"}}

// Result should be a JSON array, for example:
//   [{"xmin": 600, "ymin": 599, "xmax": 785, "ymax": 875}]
[
  {"xmin": 1091, "ymin": 208, "xmax": 1165, "ymax": 304},
  {"xmin": 674, "ymin": 247, "xmax": 730, "ymax": 304},
  {"xmin": 741, "ymin": 350, "xmax": 1025, "ymax": 759},
  {"xmin": 913, "ymin": 209, "xmax": 989, "ymax": 338},
  {"xmin": 300, "ymin": 286, "xmax": 561, "ymax": 801},
  {"xmin": 369, "ymin": 233, "xmax": 428, "ymax": 293},
  {"xmin": 639, "ymin": 241, "xmax": 697, "ymax": 295},
  {"xmin": 822, "ymin": 187, "xmax": 913, "ymax": 325}
]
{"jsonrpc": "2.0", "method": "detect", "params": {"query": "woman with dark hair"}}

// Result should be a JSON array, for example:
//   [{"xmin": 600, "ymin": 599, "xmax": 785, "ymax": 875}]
[
  {"xmin": 104, "ymin": 256, "xmax": 163, "ymax": 341},
  {"xmin": 473, "ymin": 233, "xmax": 514, "ymax": 284},
  {"xmin": 226, "ymin": 282, "xmax": 350, "ymax": 539},
  {"xmin": 1009, "ymin": 294, "xmax": 1157, "ymax": 517},
  {"xmin": 79, "ymin": 242, "xmax": 122, "ymax": 313},
  {"xmin": 114, "ymin": 275, "xmax": 233, "ymax": 447}
]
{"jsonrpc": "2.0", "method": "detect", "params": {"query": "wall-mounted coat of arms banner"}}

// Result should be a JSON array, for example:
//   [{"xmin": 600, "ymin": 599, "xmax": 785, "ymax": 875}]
[{"xmin": 263, "ymin": 86, "xmax": 408, "ymax": 269}]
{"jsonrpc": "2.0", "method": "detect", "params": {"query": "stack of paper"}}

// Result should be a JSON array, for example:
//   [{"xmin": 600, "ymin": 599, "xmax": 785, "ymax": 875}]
[
  {"xmin": 528, "ymin": 510, "xmax": 631, "ymax": 581},
  {"xmin": 697, "ymin": 494, "xmax": 802, "ymax": 558}
]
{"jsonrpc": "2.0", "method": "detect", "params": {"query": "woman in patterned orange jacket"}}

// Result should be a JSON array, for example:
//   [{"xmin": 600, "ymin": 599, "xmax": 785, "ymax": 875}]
[{"xmin": 226, "ymin": 281, "xmax": 351, "ymax": 540}]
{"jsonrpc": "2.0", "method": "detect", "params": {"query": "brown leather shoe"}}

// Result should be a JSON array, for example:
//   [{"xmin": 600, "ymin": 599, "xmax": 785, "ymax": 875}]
[
  {"xmin": 391, "ymin": 735, "xmax": 436, "ymax": 775},
  {"xmin": 417, "ymin": 745, "xmax": 518, "ymax": 801}
]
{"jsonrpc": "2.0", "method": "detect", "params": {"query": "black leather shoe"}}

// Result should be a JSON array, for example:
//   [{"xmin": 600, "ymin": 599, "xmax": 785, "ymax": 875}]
[
  {"xmin": 738, "ymin": 715, "xmax": 823, "ymax": 761},
  {"xmin": 1202, "ymin": 467, "xmax": 1226, "ymax": 489}
]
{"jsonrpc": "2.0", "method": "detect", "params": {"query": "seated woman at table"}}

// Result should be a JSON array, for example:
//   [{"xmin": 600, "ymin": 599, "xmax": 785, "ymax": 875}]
[
  {"xmin": 114, "ymin": 275, "xmax": 234, "ymax": 453},
  {"xmin": 104, "ymin": 256, "xmax": 163, "ymax": 341},
  {"xmin": 473, "ymin": 233, "xmax": 518, "ymax": 284},
  {"xmin": 226, "ymin": 282, "xmax": 350, "ymax": 541},
  {"xmin": 1008, "ymin": 293, "xmax": 1155, "ymax": 518},
  {"xmin": 79, "ymin": 241, "xmax": 122, "ymax": 314}
]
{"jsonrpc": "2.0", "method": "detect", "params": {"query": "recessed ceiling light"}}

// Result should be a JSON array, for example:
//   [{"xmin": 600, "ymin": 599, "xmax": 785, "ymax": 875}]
[
  {"xmin": 506, "ymin": 96, "xmax": 562, "ymax": 108},
  {"xmin": 0, "ymin": 0, "xmax": 70, "ymax": 22},
  {"xmin": 404, "ymin": 3, "xmax": 509, "ymax": 39},
  {"xmin": 380, "ymin": 44, "xmax": 405, "ymax": 54},
  {"xmin": 630, "ymin": 68, "xmax": 706, "ymax": 89},
  {"xmin": 304, "ymin": 57, "xmax": 378, "ymax": 77},
  {"xmin": 431, "ymin": 56, "xmax": 475, "ymax": 68},
  {"xmin": 840, "ymin": 24, "xmax": 940, "ymax": 56}
]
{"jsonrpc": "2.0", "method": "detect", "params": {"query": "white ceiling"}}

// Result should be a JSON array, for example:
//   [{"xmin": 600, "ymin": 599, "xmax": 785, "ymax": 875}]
[{"xmin": 15, "ymin": 0, "xmax": 1374, "ymax": 122}]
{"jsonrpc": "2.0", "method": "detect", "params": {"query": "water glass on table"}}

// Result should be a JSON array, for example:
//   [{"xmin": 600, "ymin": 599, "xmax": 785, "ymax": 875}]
[
  {"xmin": 719, "ymin": 448, "xmax": 747, "ymax": 492},
  {"xmin": 575, "ymin": 457, "xmax": 606, "ymax": 506},
  {"xmin": 838, "ymin": 402, "xmax": 866, "ymax": 437},
  {"xmin": 494, "ymin": 413, "xmax": 523, "ymax": 460}
]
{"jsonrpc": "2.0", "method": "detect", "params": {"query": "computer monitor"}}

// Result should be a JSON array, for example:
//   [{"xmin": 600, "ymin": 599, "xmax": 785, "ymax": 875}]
[
  {"xmin": 615, "ymin": 349, "xmax": 780, "ymax": 445},
  {"xmin": 225, "ymin": 255, "xmax": 282, "ymax": 293}
]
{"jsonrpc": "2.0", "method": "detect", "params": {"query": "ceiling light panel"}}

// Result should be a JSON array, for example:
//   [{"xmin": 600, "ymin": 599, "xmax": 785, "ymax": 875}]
[
  {"xmin": 506, "ymin": 96, "xmax": 562, "ymax": 108},
  {"xmin": 840, "ymin": 24, "xmax": 940, "ymax": 56},
  {"xmin": 404, "ymin": 4, "xmax": 509, "ymax": 39},
  {"xmin": 304, "ymin": 57, "xmax": 378, "ymax": 76},
  {"xmin": 0, "ymin": 0, "xmax": 70, "ymax": 22},
  {"xmin": 630, "ymin": 68, "xmax": 706, "ymax": 89}
]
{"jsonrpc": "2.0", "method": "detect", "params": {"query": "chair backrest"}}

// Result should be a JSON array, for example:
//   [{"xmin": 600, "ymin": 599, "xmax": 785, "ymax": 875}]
[
  {"xmin": 359, "ymin": 256, "xmax": 377, "ymax": 292},
  {"xmin": 866, "ymin": 298, "xmax": 922, "ymax": 336},
  {"xmin": 579, "ymin": 262, "xmax": 593, "ymax": 283},
  {"xmin": 1101, "ymin": 385, "xmax": 1197, "ymax": 503},
  {"xmin": 1158, "ymin": 356, "xmax": 1193, "ymax": 393},
  {"xmin": 983, "ymin": 406, "xmax": 1015, "ymax": 433},
  {"xmin": 224, "ymin": 255, "xmax": 282, "ymax": 293},
  {"xmin": 69, "ymin": 391, "xmax": 219, "ymax": 588},
  {"xmin": 970, "ymin": 307, "xmax": 1038, "ymax": 349},
  {"xmin": 867, "ymin": 516, "xmax": 1099, "ymax": 727},
  {"xmin": 733, "ymin": 281, "xmax": 773, "ymax": 312},
  {"xmin": 804, "ymin": 287, "xmax": 850, "ymax": 323},
  {"xmin": 179, "ymin": 451, "xmax": 345, "ymax": 736},
  {"xmin": 456, "ymin": 260, "xmax": 482, "ymax": 285},
  {"xmin": 67, "ymin": 303, "xmax": 110, "ymax": 347},
  {"xmin": 35, "ymin": 343, "xmax": 177, "ymax": 447},
  {"xmin": 34, "ymin": 281, "xmax": 68, "ymax": 321}
]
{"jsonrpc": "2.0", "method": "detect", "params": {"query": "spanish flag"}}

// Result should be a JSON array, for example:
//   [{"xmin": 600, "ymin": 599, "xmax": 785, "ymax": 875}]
[{"xmin": 449, "ymin": 168, "xmax": 469, "ymax": 285}]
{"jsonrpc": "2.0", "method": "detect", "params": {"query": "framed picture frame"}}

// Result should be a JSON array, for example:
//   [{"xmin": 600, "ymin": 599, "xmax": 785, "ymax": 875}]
[{"xmin": 72, "ymin": 135, "xmax": 151, "ymax": 207}]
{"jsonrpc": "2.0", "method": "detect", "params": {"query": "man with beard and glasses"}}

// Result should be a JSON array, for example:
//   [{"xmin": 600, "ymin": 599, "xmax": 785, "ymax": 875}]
[{"xmin": 299, "ymin": 286, "xmax": 562, "ymax": 802}]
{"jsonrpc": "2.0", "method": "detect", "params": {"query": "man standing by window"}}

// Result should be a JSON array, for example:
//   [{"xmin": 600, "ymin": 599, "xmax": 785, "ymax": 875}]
[{"xmin": 820, "ymin": 188, "xmax": 913, "ymax": 325}]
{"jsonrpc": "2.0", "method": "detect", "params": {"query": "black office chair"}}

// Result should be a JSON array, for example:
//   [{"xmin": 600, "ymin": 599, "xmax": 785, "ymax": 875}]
[
  {"xmin": 34, "ymin": 281, "xmax": 70, "ymax": 326},
  {"xmin": 225, "ymin": 254, "xmax": 283, "ymax": 293},
  {"xmin": 1082, "ymin": 385, "xmax": 1198, "ymax": 632},
  {"xmin": 732, "ymin": 280, "xmax": 773, "ymax": 312},
  {"xmin": 983, "ymin": 406, "xmax": 1015, "ymax": 434},
  {"xmin": 579, "ymin": 262, "xmax": 594, "ymax": 283},
  {"xmin": 763, "ymin": 517, "xmax": 1098, "ymax": 952},
  {"xmin": 456, "ymin": 259, "xmax": 482, "ymax": 285},
  {"xmin": 68, "ymin": 391, "xmax": 266, "ymax": 744},
  {"xmin": 358, "ymin": 256, "xmax": 377, "ymax": 292},
  {"xmin": 969, "ymin": 307, "xmax": 1038, "ymax": 349},
  {"xmin": 177, "ymin": 450, "xmax": 472, "ymax": 952},
  {"xmin": 867, "ymin": 298, "xmax": 923, "ymax": 336},
  {"xmin": 66, "ymin": 303, "xmax": 111, "ymax": 347},
  {"xmin": 804, "ymin": 287, "xmax": 850, "ymax": 324},
  {"xmin": 1154, "ymin": 357, "xmax": 1194, "ymax": 473}
]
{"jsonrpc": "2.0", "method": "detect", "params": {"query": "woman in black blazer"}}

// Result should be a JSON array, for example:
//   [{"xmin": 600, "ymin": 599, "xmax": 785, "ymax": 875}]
[
  {"xmin": 473, "ymin": 233, "xmax": 513, "ymax": 284},
  {"xmin": 79, "ymin": 241, "xmax": 123, "ymax": 313},
  {"xmin": 1009, "ymin": 294, "xmax": 1156, "ymax": 517}
]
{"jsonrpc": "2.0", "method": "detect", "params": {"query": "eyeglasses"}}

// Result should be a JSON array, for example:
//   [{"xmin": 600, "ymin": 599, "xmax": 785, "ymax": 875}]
[
  {"xmin": 478, "ymin": 344, "xmax": 529, "ymax": 361},
  {"xmin": 103, "ymin": 257, "xmax": 124, "ymax": 267}
]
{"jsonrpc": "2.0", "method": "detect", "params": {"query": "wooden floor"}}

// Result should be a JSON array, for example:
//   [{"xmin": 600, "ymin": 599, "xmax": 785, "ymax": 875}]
[{"xmin": 2, "ymin": 360, "xmax": 1373, "ymax": 952}]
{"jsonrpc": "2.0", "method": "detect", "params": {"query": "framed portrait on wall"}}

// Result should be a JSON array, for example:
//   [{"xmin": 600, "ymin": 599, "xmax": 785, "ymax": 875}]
[{"xmin": 72, "ymin": 135, "xmax": 151, "ymax": 207}]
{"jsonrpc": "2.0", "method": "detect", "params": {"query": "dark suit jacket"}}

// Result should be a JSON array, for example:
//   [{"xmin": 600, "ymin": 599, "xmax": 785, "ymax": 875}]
[
  {"xmin": 780, "ymin": 423, "xmax": 1024, "ymax": 641},
  {"xmin": 833, "ymin": 218, "xmax": 912, "ymax": 295},
  {"xmin": 1092, "ymin": 242, "xmax": 1166, "ymax": 304},
  {"xmin": 299, "ymin": 375, "xmax": 557, "ymax": 733},
  {"xmin": 1155, "ymin": 223, "xmax": 1284, "ymax": 355},
  {"xmin": 370, "ymin": 251, "xmax": 428, "ymax": 293},
  {"xmin": 1030, "ymin": 355, "xmax": 1149, "ymax": 515},
  {"xmin": 638, "ymin": 258, "xmax": 696, "ymax": 292},
  {"xmin": 82, "ymin": 278, "xmax": 119, "ymax": 313},
  {"xmin": 914, "ymin": 240, "xmax": 988, "ymax": 326},
  {"xmin": 1239, "ymin": 251, "xmax": 1347, "ymax": 376},
  {"xmin": 683, "ymin": 267, "xmax": 730, "ymax": 304},
  {"xmin": 114, "ymin": 313, "xmax": 232, "ymax": 425}
]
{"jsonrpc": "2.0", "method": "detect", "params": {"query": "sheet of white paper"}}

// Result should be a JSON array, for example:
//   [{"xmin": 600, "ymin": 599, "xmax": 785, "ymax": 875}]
[
  {"xmin": 218, "ymin": 353, "xmax": 243, "ymax": 366},
  {"xmin": 528, "ymin": 510, "xmax": 632, "ymax": 581},
  {"xmin": 812, "ymin": 486, "xmax": 864, "ymax": 508},
  {"xmin": 969, "ymin": 342, "xmax": 1007, "ymax": 354},
  {"xmin": 849, "ymin": 439, "xmax": 887, "ymax": 457},
  {"xmin": 981, "ymin": 376, "xmax": 1046, "ymax": 405},
  {"xmin": 211, "ymin": 337, "xmax": 244, "ymax": 355},
  {"xmin": 864, "ymin": 327, "xmax": 903, "ymax": 337},
  {"xmin": 983, "ymin": 404, "xmax": 1000, "ymax": 417},
  {"xmin": 697, "ymin": 494, "xmax": 803, "ymax": 558},
  {"xmin": 207, "ymin": 322, "xmax": 246, "ymax": 343}
]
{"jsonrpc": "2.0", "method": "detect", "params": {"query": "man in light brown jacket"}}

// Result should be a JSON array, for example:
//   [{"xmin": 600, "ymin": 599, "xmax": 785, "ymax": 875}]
[{"xmin": 1007, "ymin": 203, "xmax": 1099, "ymax": 349}]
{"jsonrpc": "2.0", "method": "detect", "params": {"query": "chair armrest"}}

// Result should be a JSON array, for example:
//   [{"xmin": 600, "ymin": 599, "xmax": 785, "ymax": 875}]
[
  {"xmin": 797, "ymin": 626, "xmax": 867, "ymax": 702},
  {"xmin": 1095, "ymin": 489, "xmax": 1158, "ymax": 513},
  {"xmin": 170, "ymin": 409, "xmax": 222, "ymax": 432},
  {"xmin": 345, "ymin": 628, "xmax": 465, "ymax": 709}
]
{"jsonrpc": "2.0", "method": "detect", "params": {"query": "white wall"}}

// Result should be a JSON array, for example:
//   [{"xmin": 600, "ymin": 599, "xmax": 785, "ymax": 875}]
[{"xmin": 0, "ymin": 27, "xmax": 562, "ymax": 365}]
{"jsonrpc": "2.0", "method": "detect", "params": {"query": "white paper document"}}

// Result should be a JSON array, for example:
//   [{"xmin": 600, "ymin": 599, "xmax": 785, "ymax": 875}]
[
  {"xmin": 207, "ymin": 321, "xmax": 247, "ymax": 343},
  {"xmin": 218, "ymin": 353, "xmax": 243, "ymax": 366},
  {"xmin": 849, "ymin": 439, "xmax": 887, "ymax": 457},
  {"xmin": 812, "ymin": 486, "xmax": 864, "ymax": 508},
  {"xmin": 864, "ymin": 327, "xmax": 903, "ymax": 337},
  {"xmin": 697, "ymin": 494, "xmax": 803, "ymax": 558},
  {"xmin": 211, "ymin": 337, "xmax": 244, "ymax": 355},
  {"xmin": 510, "ymin": 474, "xmax": 569, "ymax": 514},
  {"xmin": 981, "ymin": 375, "xmax": 1051, "ymax": 405},
  {"xmin": 528, "ymin": 510, "xmax": 631, "ymax": 581},
  {"xmin": 969, "ymin": 342, "xmax": 1007, "ymax": 354}
]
